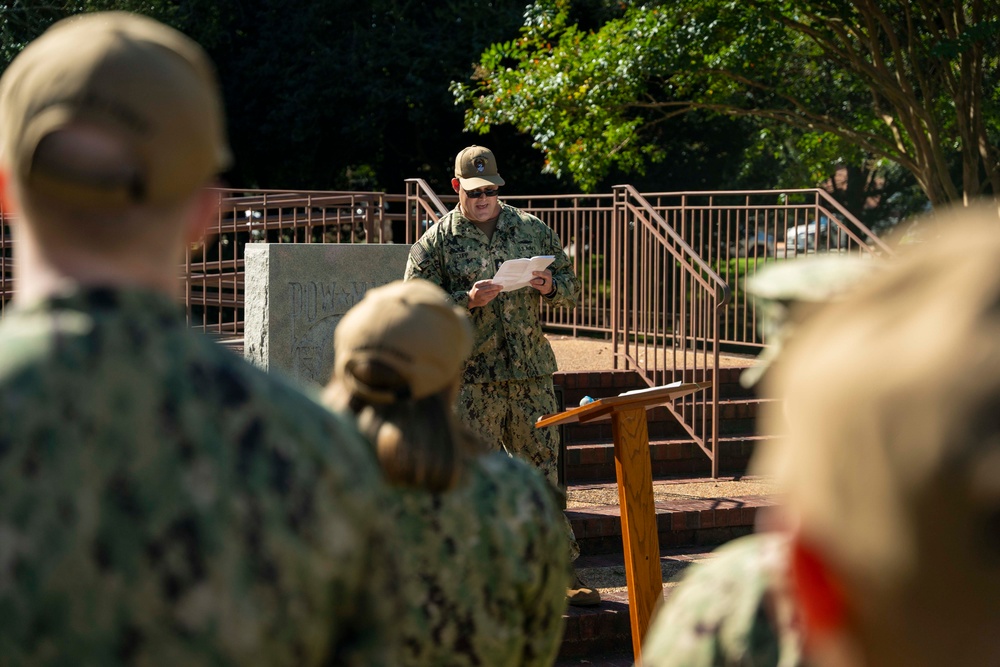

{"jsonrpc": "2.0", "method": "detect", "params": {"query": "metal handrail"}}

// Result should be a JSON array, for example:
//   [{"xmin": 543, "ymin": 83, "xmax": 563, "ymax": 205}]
[
  {"xmin": 404, "ymin": 178, "xmax": 449, "ymax": 245},
  {"xmin": 814, "ymin": 188, "xmax": 894, "ymax": 254},
  {"xmin": 613, "ymin": 185, "xmax": 731, "ymax": 476}
]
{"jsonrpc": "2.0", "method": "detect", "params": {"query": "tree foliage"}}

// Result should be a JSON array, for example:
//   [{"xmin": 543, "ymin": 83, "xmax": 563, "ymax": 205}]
[
  {"xmin": 454, "ymin": 0, "xmax": 1000, "ymax": 207},
  {"xmin": 0, "ymin": 0, "xmax": 552, "ymax": 194}
]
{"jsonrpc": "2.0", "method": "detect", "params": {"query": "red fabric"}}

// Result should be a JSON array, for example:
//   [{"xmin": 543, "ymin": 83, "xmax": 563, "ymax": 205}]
[{"xmin": 790, "ymin": 538, "xmax": 847, "ymax": 640}]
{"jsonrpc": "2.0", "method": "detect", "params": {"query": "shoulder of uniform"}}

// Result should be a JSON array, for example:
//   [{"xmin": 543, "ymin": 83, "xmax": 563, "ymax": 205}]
[
  {"xmin": 426, "ymin": 209, "xmax": 462, "ymax": 235},
  {"xmin": 501, "ymin": 203, "xmax": 536, "ymax": 223}
]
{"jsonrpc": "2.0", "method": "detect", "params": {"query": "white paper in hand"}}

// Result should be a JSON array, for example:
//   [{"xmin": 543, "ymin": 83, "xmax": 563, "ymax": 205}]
[{"xmin": 492, "ymin": 255, "xmax": 555, "ymax": 292}]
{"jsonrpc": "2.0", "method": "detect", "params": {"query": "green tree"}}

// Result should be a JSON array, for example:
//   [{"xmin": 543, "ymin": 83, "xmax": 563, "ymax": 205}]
[
  {"xmin": 454, "ymin": 0, "xmax": 999, "ymax": 208},
  {"xmin": 0, "ymin": 1, "xmax": 548, "ymax": 194}
]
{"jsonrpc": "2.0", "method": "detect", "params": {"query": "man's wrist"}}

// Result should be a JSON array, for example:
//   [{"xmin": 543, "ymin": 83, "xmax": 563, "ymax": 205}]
[{"xmin": 544, "ymin": 283, "xmax": 557, "ymax": 298}]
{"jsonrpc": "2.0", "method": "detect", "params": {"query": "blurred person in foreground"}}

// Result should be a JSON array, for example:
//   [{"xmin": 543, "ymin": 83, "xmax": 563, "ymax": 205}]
[
  {"xmin": 404, "ymin": 145, "xmax": 597, "ymax": 605},
  {"xmin": 323, "ymin": 278, "xmax": 569, "ymax": 666},
  {"xmin": 0, "ymin": 12, "xmax": 396, "ymax": 665},
  {"xmin": 643, "ymin": 204, "xmax": 1000, "ymax": 667},
  {"xmin": 639, "ymin": 255, "xmax": 879, "ymax": 667}
]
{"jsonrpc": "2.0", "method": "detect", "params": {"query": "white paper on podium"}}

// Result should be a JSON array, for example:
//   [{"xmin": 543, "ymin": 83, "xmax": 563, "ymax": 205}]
[
  {"xmin": 618, "ymin": 380, "xmax": 683, "ymax": 397},
  {"xmin": 492, "ymin": 255, "xmax": 555, "ymax": 292}
]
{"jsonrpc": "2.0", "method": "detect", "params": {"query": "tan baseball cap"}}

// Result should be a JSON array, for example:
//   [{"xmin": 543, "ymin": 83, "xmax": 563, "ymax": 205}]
[
  {"xmin": 0, "ymin": 11, "xmax": 231, "ymax": 209},
  {"xmin": 454, "ymin": 145, "xmax": 505, "ymax": 190},
  {"xmin": 754, "ymin": 204, "xmax": 1000, "ymax": 664},
  {"xmin": 334, "ymin": 279, "xmax": 473, "ymax": 402}
]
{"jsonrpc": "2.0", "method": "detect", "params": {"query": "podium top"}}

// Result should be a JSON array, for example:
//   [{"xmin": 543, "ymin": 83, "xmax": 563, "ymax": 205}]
[{"xmin": 535, "ymin": 381, "xmax": 712, "ymax": 428}]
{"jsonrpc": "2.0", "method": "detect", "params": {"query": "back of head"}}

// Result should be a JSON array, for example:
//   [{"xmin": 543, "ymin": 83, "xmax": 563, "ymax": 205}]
[
  {"xmin": 757, "ymin": 203, "xmax": 1000, "ymax": 666},
  {"xmin": 0, "ymin": 12, "xmax": 230, "ymax": 216},
  {"xmin": 326, "ymin": 279, "xmax": 475, "ymax": 492}
]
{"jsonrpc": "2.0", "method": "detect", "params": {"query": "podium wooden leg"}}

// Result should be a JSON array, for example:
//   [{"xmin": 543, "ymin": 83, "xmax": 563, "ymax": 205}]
[{"xmin": 611, "ymin": 407, "xmax": 663, "ymax": 664}]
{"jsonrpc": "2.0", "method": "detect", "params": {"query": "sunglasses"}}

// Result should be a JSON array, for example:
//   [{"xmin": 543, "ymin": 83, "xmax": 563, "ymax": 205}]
[{"xmin": 464, "ymin": 188, "xmax": 499, "ymax": 199}]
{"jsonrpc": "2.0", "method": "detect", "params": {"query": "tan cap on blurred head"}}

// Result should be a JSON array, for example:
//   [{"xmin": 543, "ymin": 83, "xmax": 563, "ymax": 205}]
[
  {"xmin": 0, "ymin": 11, "xmax": 231, "ymax": 209},
  {"xmin": 755, "ymin": 203, "xmax": 1000, "ymax": 665},
  {"xmin": 454, "ymin": 145, "xmax": 505, "ymax": 190},
  {"xmin": 334, "ymin": 279, "xmax": 473, "ymax": 402}
]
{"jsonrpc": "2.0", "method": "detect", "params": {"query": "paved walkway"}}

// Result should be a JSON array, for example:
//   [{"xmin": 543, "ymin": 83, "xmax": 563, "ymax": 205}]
[{"xmin": 547, "ymin": 334, "xmax": 757, "ymax": 372}]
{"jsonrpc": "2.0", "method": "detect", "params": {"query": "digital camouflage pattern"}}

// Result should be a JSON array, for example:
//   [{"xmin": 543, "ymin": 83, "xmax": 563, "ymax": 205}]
[
  {"xmin": 457, "ymin": 377, "xmax": 560, "ymax": 485},
  {"xmin": 456, "ymin": 378, "xmax": 580, "ymax": 562},
  {"xmin": 405, "ymin": 203, "xmax": 581, "ymax": 558},
  {"xmin": 390, "ymin": 450, "xmax": 570, "ymax": 666},
  {"xmin": 0, "ymin": 287, "xmax": 398, "ymax": 667},
  {"xmin": 404, "ymin": 203, "xmax": 580, "ymax": 385},
  {"xmin": 640, "ymin": 532, "xmax": 804, "ymax": 667}
]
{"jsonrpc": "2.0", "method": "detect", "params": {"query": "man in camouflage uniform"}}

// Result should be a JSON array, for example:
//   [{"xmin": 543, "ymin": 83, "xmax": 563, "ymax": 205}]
[
  {"xmin": 403, "ymin": 145, "xmax": 599, "ymax": 605},
  {"xmin": 640, "ymin": 255, "xmax": 880, "ymax": 667},
  {"xmin": 0, "ymin": 13, "xmax": 396, "ymax": 666}
]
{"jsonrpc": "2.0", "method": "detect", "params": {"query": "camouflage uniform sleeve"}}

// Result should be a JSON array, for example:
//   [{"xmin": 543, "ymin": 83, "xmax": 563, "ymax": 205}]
[
  {"xmin": 517, "ymin": 462, "xmax": 572, "ymax": 666},
  {"xmin": 403, "ymin": 221, "xmax": 472, "ymax": 310},
  {"xmin": 639, "ymin": 532, "xmax": 803, "ymax": 667}
]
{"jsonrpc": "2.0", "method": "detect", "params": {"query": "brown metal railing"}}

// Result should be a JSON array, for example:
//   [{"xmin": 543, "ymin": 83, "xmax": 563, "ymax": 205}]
[
  {"xmin": 612, "ymin": 185, "xmax": 731, "ymax": 476},
  {"xmin": 641, "ymin": 188, "xmax": 891, "ymax": 351},
  {"xmin": 185, "ymin": 188, "xmax": 406, "ymax": 336},
  {"xmin": 607, "ymin": 187, "xmax": 885, "ymax": 475},
  {"xmin": 1, "ymin": 183, "xmax": 888, "ymax": 475},
  {"xmin": 404, "ymin": 178, "xmax": 449, "ymax": 245},
  {"xmin": 0, "ymin": 209, "xmax": 11, "ymax": 311}
]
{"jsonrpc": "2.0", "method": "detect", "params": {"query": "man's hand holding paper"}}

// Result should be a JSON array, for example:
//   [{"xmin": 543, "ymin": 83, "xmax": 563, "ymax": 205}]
[{"xmin": 492, "ymin": 255, "xmax": 555, "ymax": 292}]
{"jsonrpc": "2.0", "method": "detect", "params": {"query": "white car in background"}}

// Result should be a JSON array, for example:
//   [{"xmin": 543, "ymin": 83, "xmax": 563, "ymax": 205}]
[{"xmin": 786, "ymin": 216, "xmax": 848, "ymax": 255}]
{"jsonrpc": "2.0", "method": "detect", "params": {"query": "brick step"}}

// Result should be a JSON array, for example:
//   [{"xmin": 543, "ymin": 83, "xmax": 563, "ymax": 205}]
[
  {"xmin": 559, "ymin": 476, "xmax": 777, "ymax": 661},
  {"xmin": 558, "ymin": 397, "xmax": 774, "ymax": 446},
  {"xmin": 566, "ymin": 479, "xmax": 773, "ymax": 556},
  {"xmin": 558, "ymin": 544, "xmax": 718, "ymax": 663},
  {"xmin": 564, "ymin": 434, "xmax": 771, "ymax": 484}
]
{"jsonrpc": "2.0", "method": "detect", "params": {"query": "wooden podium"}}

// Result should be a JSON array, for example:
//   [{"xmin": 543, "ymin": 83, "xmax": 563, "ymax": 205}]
[{"xmin": 536, "ymin": 381, "xmax": 712, "ymax": 663}]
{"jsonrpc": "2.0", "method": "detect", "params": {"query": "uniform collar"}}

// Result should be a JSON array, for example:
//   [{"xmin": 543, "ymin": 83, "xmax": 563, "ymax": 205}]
[{"xmin": 451, "ymin": 201, "xmax": 513, "ymax": 238}]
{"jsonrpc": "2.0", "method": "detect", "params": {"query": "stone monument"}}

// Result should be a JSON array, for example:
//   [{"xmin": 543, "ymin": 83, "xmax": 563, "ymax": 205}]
[{"xmin": 244, "ymin": 243, "xmax": 412, "ymax": 386}]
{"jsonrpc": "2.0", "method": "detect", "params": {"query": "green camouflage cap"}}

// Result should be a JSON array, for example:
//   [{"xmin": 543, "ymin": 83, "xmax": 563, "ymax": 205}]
[{"xmin": 740, "ymin": 255, "xmax": 882, "ymax": 388}]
